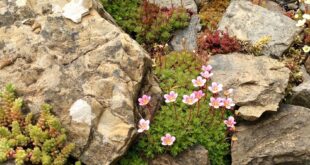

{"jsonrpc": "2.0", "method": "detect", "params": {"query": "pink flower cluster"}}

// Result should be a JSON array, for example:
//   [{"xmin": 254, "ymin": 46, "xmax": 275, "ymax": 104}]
[
  {"xmin": 136, "ymin": 64, "xmax": 237, "ymax": 147},
  {"xmin": 209, "ymin": 97, "xmax": 235, "ymax": 109}
]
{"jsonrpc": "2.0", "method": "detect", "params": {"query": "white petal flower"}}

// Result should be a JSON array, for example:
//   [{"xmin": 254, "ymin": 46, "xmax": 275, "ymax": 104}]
[
  {"xmin": 303, "ymin": 14, "xmax": 310, "ymax": 20},
  {"xmin": 303, "ymin": 45, "xmax": 310, "ymax": 53},
  {"xmin": 296, "ymin": 19, "xmax": 306, "ymax": 27}
]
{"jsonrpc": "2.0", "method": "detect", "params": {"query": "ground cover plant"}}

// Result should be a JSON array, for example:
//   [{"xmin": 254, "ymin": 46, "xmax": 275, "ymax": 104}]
[
  {"xmin": 197, "ymin": 30, "xmax": 241, "ymax": 58},
  {"xmin": 101, "ymin": 0, "xmax": 191, "ymax": 48},
  {"xmin": 0, "ymin": 85, "xmax": 75, "ymax": 165},
  {"xmin": 199, "ymin": 0, "xmax": 231, "ymax": 30},
  {"xmin": 119, "ymin": 51, "xmax": 238, "ymax": 165}
]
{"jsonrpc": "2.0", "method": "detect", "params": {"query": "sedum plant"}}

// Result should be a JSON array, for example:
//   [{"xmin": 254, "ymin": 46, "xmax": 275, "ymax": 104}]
[
  {"xmin": 197, "ymin": 30, "xmax": 241, "ymax": 57},
  {"xmin": 0, "ymin": 84, "xmax": 75, "ymax": 165},
  {"xmin": 101, "ymin": 0, "xmax": 191, "ymax": 48}
]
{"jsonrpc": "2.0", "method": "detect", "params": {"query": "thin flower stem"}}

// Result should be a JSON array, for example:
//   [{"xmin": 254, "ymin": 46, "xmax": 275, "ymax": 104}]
[
  {"xmin": 196, "ymin": 100, "xmax": 200, "ymax": 117},
  {"xmin": 221, "ymin": 107, "xmax": 225, "ymax": 120},
  {"xmin": 173, "ymin": 103, "xmax": 178, "ymax": 120},
  {"xmin": 146, "ymin": 131, "xmax": 154, "ymax": 144},
  {"xmin": 187, "ymin": 108, "xmax": 192, "ymax": 125}
]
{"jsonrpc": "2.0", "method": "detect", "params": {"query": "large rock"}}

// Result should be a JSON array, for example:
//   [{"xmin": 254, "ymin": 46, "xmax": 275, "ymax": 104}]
[
  {"xmin": 170, "ymin": 15, "xmax": 201, "ymax": 51},
  {"xmin": 218, "ymin": 0, "xmax": 302, "ymax": 57},
  {"xmin": 288, "ymin": 67, "xmax": 310, "ymax": 109},
  {"xmin": 151, "ymin": 145, "xmax": 210, "ymax": 165},
  {"xmin": 209, "ymin": 53, "xmax": 290, "ymax": 121},
  {"xmin": 0, "ymin": 0, "xmax": 159, "ymax": 164},
  {"xmin": 153, "ymin": 0, "xmax": 197, "ymax": 13},
  {"xmin": 232, "ymin": 104, "xmax": 310, "ymax": 165}
]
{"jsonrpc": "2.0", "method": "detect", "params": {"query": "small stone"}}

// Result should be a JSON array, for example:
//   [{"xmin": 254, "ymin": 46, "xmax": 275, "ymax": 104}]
[
  {"xmin": 16, "ymin": 0, "xmax": 27, "ymax": 7},
  {"xmin": 69, "ymin": 99, "xmax": 94, "ymax": 126},
  {"xmin": 62, "ymin": 0, "xmax": 91, "ymax": 23}
]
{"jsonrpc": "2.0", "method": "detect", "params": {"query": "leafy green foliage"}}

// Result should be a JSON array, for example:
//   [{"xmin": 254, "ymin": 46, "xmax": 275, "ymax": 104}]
[
  {"xmin": 0, "ymin": 84, "xmax": 75, "ymax": 165},
  {"xmin": 119, "ymin": 51, "xmax": 230, "ymax": 165},
  {"xmin": 101, "ymin": 0, "xmax": 191, "ymax": 47}
]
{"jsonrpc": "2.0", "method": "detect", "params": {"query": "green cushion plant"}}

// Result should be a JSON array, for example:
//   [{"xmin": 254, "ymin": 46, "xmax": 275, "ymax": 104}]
[
  {"xmin": 101, "ymin": 0, "xmax": 191, "ymax": 48},
  {"xmin": 120, "ymin": 51, "xmax": 235, "ymax": 165}
]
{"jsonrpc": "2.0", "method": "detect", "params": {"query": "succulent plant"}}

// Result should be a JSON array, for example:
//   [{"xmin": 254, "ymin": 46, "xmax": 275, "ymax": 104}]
[{"xmin": 0, "ymin": 84, "xmax": 75, "ymax": 165}]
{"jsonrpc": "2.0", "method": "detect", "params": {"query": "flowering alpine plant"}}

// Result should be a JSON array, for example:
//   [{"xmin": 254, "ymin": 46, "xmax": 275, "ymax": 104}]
[
  {"xmin": 138, "ymin": 119, "xmax": 150, "ymax": 133},
  {"xmin": 164, "ymin": 91, "xmax": 178, "ymax": 103},
  {"xmin": 224, "ymin": 116, "xmax": 236, "ymax": 128},
  {"xmin": 138, "ymin": 95, "xmax": 151, "ymax": 106},
  {"xmin": 192, "ymin": 76, "xmax": 207, "ymax": 87},
  {"xmin": 209, "ymin": 97, "xmax": 223, "ymax": 109},
  {"xmin": 222, "ymin": 98, "xmax": 235, "ymax": 109},
  {"xmin": 161, "ymin": 133, "xmax": 176, "ymax": 146},
  {"xmin": 182, "ymin": 93, "xmax": 199, "ymax": 105},
  {"xmin": 202, "ymin": 65, "xmax": 212, "ymax": 72},
  {"xmin": 208, "ymin": 82, "xmax": 223, "ymax": 94},
  {"xmin": 200, "ymin": 71, "xmax": 213, "ymax": 79},
  {"xmin": 193, "ymin": 90, "xmax": 205, "ymax": 100}
]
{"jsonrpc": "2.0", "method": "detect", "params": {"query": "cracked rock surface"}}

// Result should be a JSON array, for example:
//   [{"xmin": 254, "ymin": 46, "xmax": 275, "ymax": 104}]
[
  {"xmin": 209, "ymin": 53, "xmax": 290, "ymax": 121},
  {"xmin": 0, "ymin": 0, "xmax": 159, "ymax": 164},
  {"xmin": 232, "ymin": 104, "xmax": 310, "ymax": 165}
]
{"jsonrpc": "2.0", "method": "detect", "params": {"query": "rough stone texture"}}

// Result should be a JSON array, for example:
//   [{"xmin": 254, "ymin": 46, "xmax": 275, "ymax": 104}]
[
  {"xmin": 305, "ymin": 56, "xmax": 310, "ymax": 74},
  {"xmin": 170, "ymin": 15, "xmax": 201, "ymax": 51},
  {"xmin": 0, "ymin": 0, "xmax": 159, "ymax": 164},
  {"xmin": 288, "ymin": 66, "xmax": 310, "ymax": 109},
  {"xmin": 265, "ymin": 0, "xmax": 285, "ymax": 14},
  {"xmin": 232, "ymin": 104, "xmax": 310, "ymax": 165},
  {"xmin": 153, "ymin": 0, "xmax": 198, "ymax": 13},
  {"xmin": 151, "ymin": 145, "xmax": 210, "ymax": 165},
  {"xmin": 209, "ymin": 53, "xmax": 290, "ymax": 121},
  {"xmin": 218, "ymin": 0, "xmax": 302, "ymax": 57}
]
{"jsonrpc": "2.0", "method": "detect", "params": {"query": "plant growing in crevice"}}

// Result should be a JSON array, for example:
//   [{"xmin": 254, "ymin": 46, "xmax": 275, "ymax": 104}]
[
  {"xmin": 101, "ymin": 0, "xmax": 191, "ymax": 49},
  {"xmin": 120, "ymin": 51, "xmax": 237, "ymax": 165},
  {"xmin": 197, "ymin": 30, "xmax": 241, "ymax": 57},
  {"xmin": 199, "ymin": 0, "xmax": 230, "ymax": 30},
  {"xmin": 0, "ymin": 84, "xmax": 75, "ymax": 165}
]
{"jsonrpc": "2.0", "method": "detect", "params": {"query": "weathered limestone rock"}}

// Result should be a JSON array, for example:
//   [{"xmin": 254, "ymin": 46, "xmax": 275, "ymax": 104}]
[
  {"xmin": 153, "ymin": 0, "xmax": 198, "ymax": 13},
  {"xmin": 170, "ymin": 15, "xmax": 201, "ymax": 51},
  {"xmin": 288, "ymin": 67, "xmax": 310, "ymax": 109},
  {"xmin": 218, "ymin": 0, "xmax": 302, "ymax": 57},
  {"xmin": 0, "ymin": 0, "xmax": 159, "ymax": 164},
  {"xmin": 151, "ymin": 145, "xmax": 210, "ymax": 165},
  {"xmin": 232, "ymin": 104, "xmax": 310, "ymax": 165},
  {"xmin": 209, "ymin": 53, "xmax": 290, "ymax": 121}
]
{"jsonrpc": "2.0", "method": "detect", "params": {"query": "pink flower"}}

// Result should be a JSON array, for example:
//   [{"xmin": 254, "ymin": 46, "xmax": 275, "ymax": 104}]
[
  {"xmin": 222, "ymin": 98, "xmax": 235, "ymax": 109},
  {"xmin": 193, "ymin": 90, "xmax": 205, "ymax": 100},
  {"xmin": 164, "ymin": 91, "xmax": 178, "ymax": 103},
  {"xmin": 224, "ymin": 116, "xmax": 236, "ymax": 128},
  {"xmin": 202, "ymin": 65, "xmax": 212, "ymax": 72},
  {"xmin": 208, "ymin": 82, "xmax": 223, "ymax": 94},
  {"xmin": 137, "ymin": 119, "xmax": 150, "ymax": 133},
  {"xmin": 192, "ymin": 76, "xmax": 207, "ymax": 87},
  {"xmin": 138, "ymin": 95, "xmax": 151, "ymax": 106},
  {"xmin": 200, "ymin": 71, "xmax": 213, "ymax": 79},
  {"xmin": 182, "ymin": 93, "xmax": 198, "ymax": 105},
  {"xmin": 161, "ymin": 133, "xmax": 176, "ymax": 146},
  {"xmin": 209, "ymin": 97, "xmax": 223, "ymax": 109}
]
